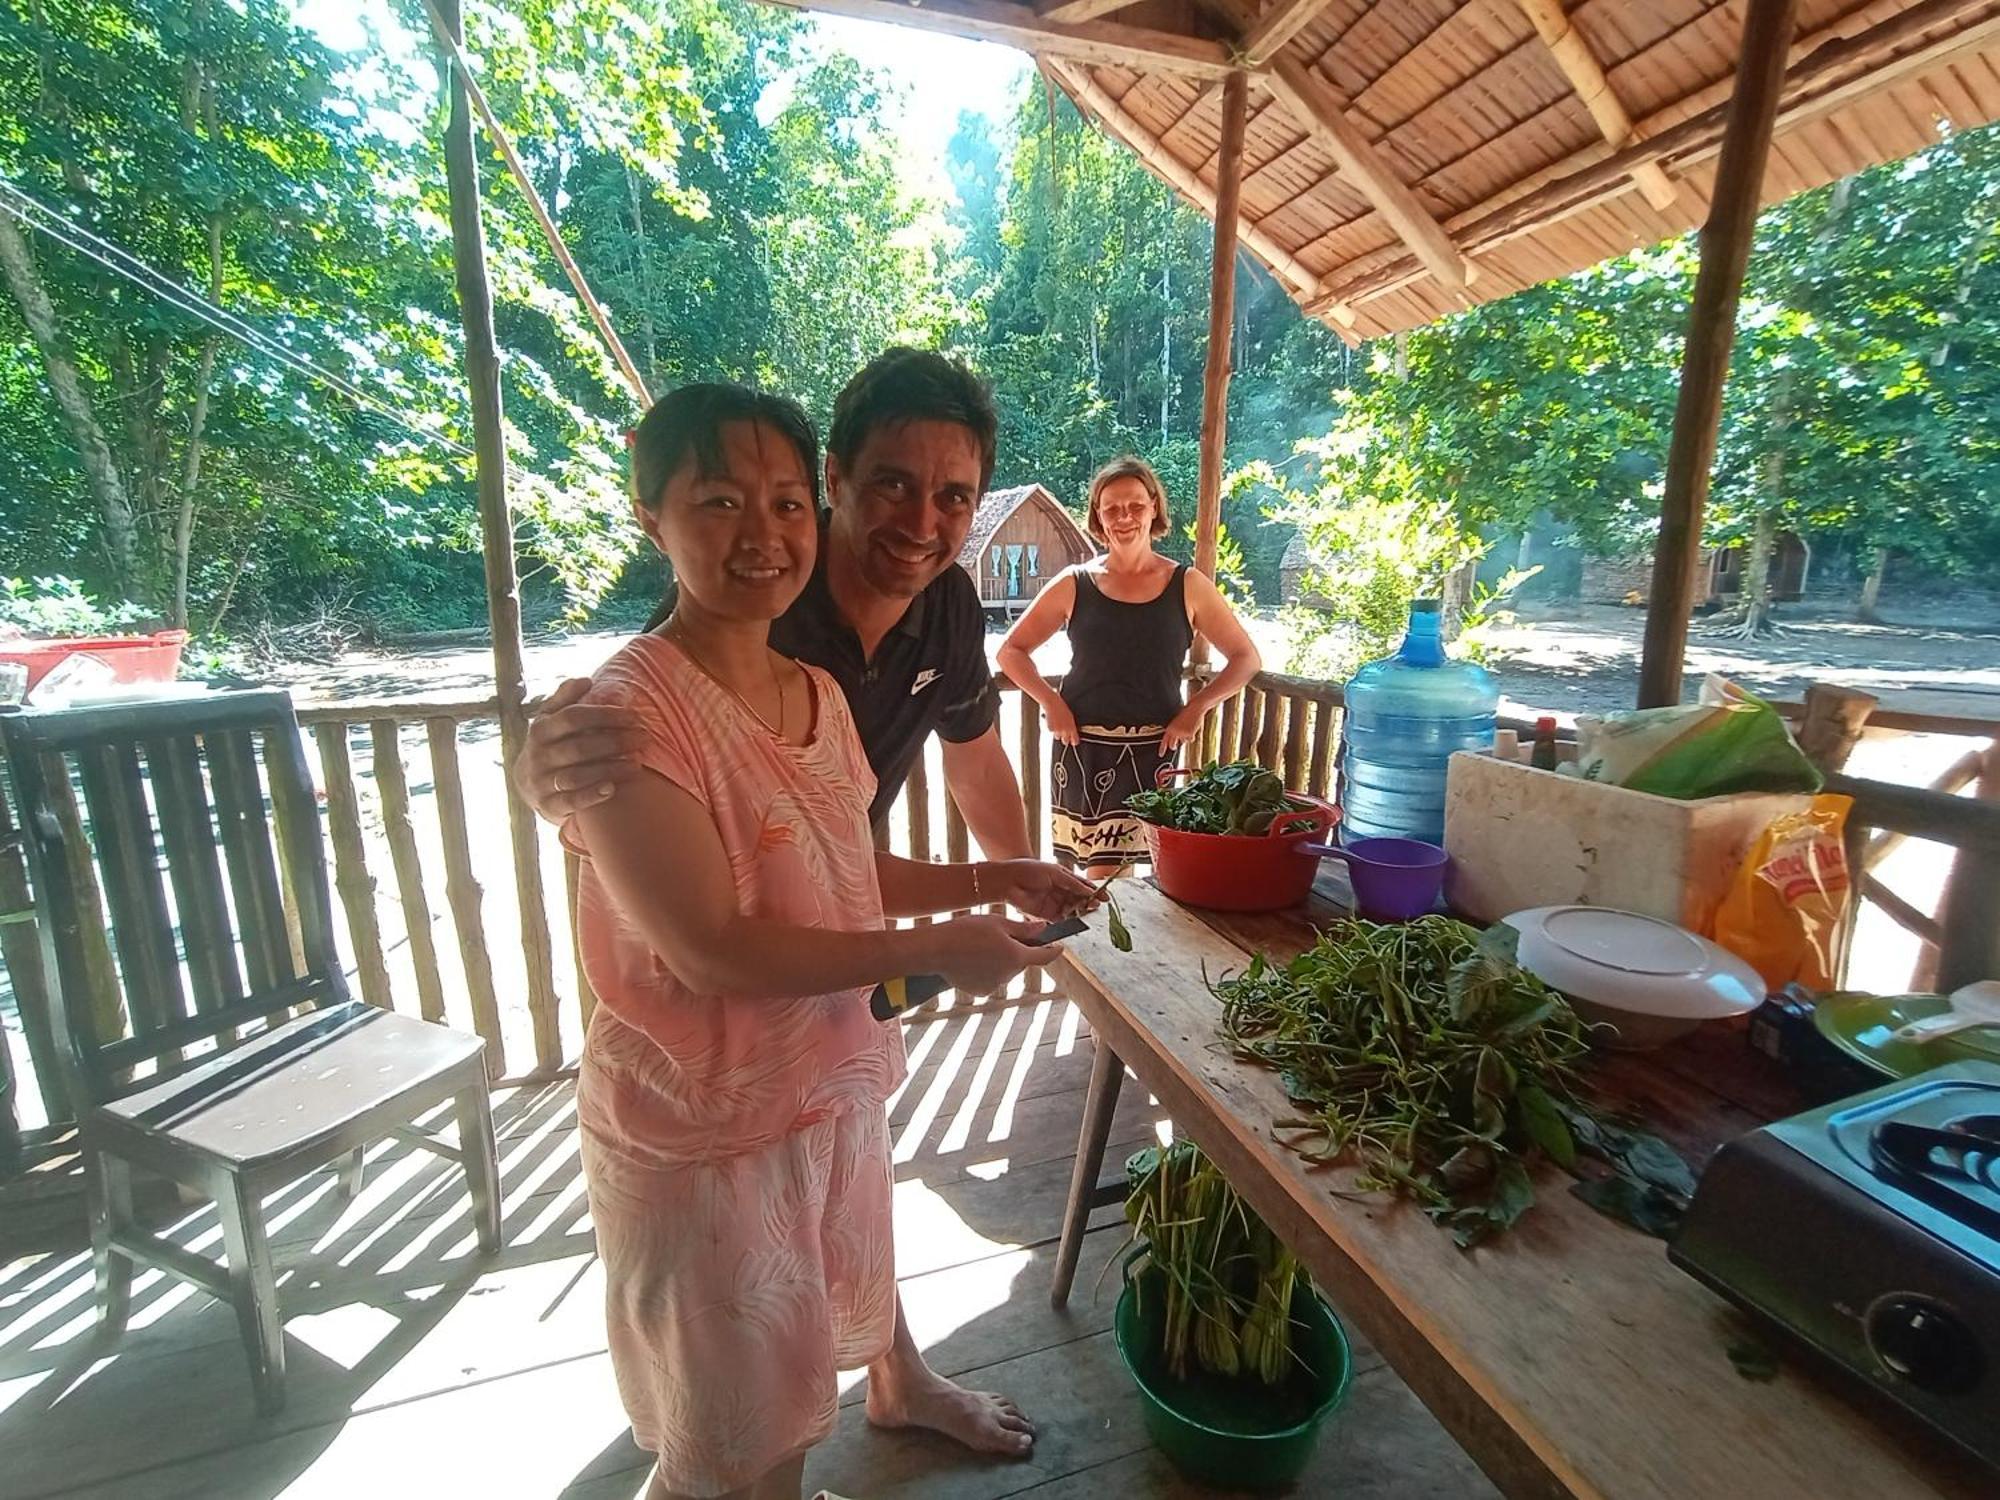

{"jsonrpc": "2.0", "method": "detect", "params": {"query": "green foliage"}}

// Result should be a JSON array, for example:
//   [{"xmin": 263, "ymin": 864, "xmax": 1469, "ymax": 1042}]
[
  {"xmin": 963, "ymin": 88, "xmax": 1355, "ymax": 600},
  {"xmin": 0, "ymin": 0, "xmax": 957, "ymax": 638},
  {"xmin": 1123, "ymin": 1140, "xmax": 1302, "ymax": 1385},
  {"xmin": 5, "ymin": 1, "xmax": 2000, "ymax": 650},
  {"xmin": 1214, "ymin": 917, "xmax": 1593, "ymax": 1247},
  {"xmin": 1276, "ymin": 124, "xmax": 2000, "ymax": 621},
  {"xmin": 1253, "ymin": 445, "xmax": 1490, "ymax": 681},
  {"xmin": 0, "ymin": 576, "xmax": 148, "ymax": 637}
]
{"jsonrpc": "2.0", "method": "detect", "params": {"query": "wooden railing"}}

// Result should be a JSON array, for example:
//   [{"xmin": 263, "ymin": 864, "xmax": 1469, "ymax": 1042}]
[
  {"xmin": 3, "ymin": 669, "xmax": 1997, "ymax": 1160},
  {"xmin": 1770, "ymin": 689, "xmax": 2000, "ymax": 994}
]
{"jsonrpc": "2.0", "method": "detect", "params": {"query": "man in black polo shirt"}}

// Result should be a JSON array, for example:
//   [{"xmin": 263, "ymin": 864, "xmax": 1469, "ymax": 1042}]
[
  {"xmin": 523, "ymin": 348, "xmax": 1033, "ymax": 856},
  {"xmin": 517, "ymin": 349, "xmax": 1074, "ymax": 1458}
]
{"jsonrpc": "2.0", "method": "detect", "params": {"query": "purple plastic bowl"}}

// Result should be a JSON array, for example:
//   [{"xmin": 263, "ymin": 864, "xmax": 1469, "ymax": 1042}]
[{"xmin": 1301, "ymin": 836, "xmax": 1449, "ymax": 922}]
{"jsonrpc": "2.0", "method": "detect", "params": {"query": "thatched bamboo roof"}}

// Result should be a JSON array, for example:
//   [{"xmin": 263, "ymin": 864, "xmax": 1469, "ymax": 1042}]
[{"xmin": 772, "ymin": 0, "xmax": 2000, "ymax": 343}]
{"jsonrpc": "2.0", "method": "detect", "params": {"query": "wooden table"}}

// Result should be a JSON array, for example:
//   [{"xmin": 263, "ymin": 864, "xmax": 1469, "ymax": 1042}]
[{"xmin": 1050, "ymin": 872, "xmax": 1990, "ymax": 1500}]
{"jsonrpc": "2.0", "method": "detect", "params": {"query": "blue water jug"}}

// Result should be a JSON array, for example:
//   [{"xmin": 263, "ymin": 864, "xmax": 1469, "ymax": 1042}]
[{"xmin": 1339, "ymin": 600, "xmax": 1497, "ymax": 846}]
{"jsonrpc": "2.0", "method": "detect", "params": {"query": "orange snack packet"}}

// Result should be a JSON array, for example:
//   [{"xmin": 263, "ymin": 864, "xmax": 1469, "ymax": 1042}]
[{"xmin": 1712, "ymin": 794, "xmax": 1854, "ymax": 991}]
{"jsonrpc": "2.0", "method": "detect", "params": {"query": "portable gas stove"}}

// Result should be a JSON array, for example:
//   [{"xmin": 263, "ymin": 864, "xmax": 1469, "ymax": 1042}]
[{"xmin": 1671, "ymin": 1060, "xmax": 2000, "ymax": 1473}]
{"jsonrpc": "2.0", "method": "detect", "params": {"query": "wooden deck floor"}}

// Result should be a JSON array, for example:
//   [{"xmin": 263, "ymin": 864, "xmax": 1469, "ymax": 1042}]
[{"xmin": 0, "ymin": 1001, "xmax": 1496, "ymax": 1499}]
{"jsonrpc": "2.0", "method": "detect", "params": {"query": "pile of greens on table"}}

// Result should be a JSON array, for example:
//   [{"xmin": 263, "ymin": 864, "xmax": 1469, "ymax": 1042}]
[
  {"xmin": 1213, "ymin": 917, "xmax": 1694, "ymax": 1246},
  {"xmin": 1127, "ymin": 760, "xmax": 1307, "ymax": 834}
]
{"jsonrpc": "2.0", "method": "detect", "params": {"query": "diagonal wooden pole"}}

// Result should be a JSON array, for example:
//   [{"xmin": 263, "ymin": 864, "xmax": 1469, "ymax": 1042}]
[
  {"xmin": 420, "ymin": 0, "xmax": 651, "ymax": 409},
  {"xmin": 1636, "ymin": 0, "xmax": 1800, "ymax": 708},
  {"xmin": 434, "ymin": 0, "xmax": 562, "ymax": 1070}
]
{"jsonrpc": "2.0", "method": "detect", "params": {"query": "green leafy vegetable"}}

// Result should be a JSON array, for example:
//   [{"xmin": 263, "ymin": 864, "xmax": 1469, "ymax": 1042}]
[
  {"xmin": 1571, "ymin": 1173, "xmax": 1685, "ymax": 1240},
  {"xmin": 1106, "ymin": 889, "xmax": 1132, "ymax": 952},
  {"xmin": 1213, "ymin": 916, "xmax": 1592, "ymax": 1246},
  {"xmin": 1127, "ymin": 761, "xmax": 1309, "ymax": 836},
  {"xmin": 1726, "ymin": 1337, "xmax": 1780, "ymax": 1382}
]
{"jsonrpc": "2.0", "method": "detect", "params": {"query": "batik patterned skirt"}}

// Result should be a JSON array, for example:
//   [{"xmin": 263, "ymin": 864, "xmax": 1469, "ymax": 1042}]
[{"xmin": 1051, "ymin": 721, "xmax": 1171, "ymax": 868}]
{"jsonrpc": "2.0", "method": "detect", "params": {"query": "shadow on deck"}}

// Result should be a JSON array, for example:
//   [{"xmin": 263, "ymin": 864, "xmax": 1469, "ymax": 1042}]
[{"xmin": 0, "ymin": 1002, "xmax": 1493, "ymax": 1500}]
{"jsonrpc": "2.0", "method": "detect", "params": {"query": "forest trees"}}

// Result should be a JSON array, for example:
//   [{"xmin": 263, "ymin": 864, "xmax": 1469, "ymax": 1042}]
[
  {"xmin": 1304, "ymin": 124, "xmax": 2000, "ymax": 631},
  {"xmin": 3, "ymin": 0, "xmax": 1998, "ymax": 642},
  {"xmin": 0, "ymin": 0, "xmax": 431, "ymax": 629},
  {"xmin": 965, "ymin": 84, "xmax": 1356, "ymax": 598},
  {"xmin": 0, "ymin": 0, "xmax": 957, "ymax": 634}
]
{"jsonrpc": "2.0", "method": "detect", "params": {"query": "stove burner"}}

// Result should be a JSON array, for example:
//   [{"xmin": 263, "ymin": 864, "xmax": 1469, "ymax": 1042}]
[{"xmin": 1870, "ymin": 1115, "xmax": 2000, "ymax": 1231}]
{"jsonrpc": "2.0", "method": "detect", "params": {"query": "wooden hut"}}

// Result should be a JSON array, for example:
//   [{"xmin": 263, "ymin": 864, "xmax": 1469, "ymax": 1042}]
[
  {"xmin": 957, "ymin": 483, "xmax": 1098, "ymax": 611},
  {"xmin": 1583, "ymin": 534, "xmax": 1812, "ymax": 605}
]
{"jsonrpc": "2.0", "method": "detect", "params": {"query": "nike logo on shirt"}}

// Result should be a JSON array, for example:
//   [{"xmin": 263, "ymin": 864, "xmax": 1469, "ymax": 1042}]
[{"xmin": 910, "ymin": 668, "xmax": 941, "ymax": 696}]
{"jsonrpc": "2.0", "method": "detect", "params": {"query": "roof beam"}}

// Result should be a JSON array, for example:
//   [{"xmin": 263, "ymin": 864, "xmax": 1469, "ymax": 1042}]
[
  {"xmin": 1261, "ymin": 56, "xmax": 1476, "ymax": 292},
  {"xmin": 1201, "ymin": 0, "xmax": 1475, "ymax": 294},
  {"xmin": 1037, "ymin": 0, "xmax": 1139, "ymax": 22},
  {"xmin": 1509, "ymin": 0, "xmax": 1680, "ymax": 212},
  {"xmin": 1307, "ymin": 0, "xmax": 2000, "ymax": 318},
  {"xmin": 761, "ymin": 0, "xmax": 1237, "ymax": 80},
  {"xmin": 1041, "ymin": 59, "xmax": 1361, "ymax": 338},
  {"xmin": 1240, "ymin": 0, "xmax": 1344, "ymax": 67}
]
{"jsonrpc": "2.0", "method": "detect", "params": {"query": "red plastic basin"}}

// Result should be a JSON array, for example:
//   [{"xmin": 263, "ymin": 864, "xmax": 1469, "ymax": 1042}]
[
  {"xmin": 0, "ymin": 630, "xmax": 188, "ymax": 690},
  {"xmin": 1140, "ymin": 795, "xmax": 1340, "ymax": 912}
]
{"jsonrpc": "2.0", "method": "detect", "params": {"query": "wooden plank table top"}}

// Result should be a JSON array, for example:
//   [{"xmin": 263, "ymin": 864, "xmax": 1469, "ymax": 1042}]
[{"xmin": 1054, "ymin": 870, "xmax": 1991, "ymax": 1500}]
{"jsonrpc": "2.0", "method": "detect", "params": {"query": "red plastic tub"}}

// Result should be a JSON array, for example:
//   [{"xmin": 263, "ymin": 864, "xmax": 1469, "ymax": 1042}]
[
  {"xmin": 0, "ymin": 630, "xmax": 188, "ymax": 691},
  {"xmin": 1140, "ymin": 790, "xmax": 1340, "ymax": 912}
]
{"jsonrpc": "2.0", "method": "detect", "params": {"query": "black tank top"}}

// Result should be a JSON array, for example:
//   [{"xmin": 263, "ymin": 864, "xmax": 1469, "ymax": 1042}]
[{"xmin": 1060, "ymin": 565, "xmax": 1193, "ymax": 727}]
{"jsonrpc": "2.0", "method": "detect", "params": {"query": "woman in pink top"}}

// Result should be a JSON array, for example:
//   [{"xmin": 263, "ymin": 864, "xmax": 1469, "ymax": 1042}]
[{"xmin": 568, "ymin": 384, "xmax": 1088, "ymax": 1500}]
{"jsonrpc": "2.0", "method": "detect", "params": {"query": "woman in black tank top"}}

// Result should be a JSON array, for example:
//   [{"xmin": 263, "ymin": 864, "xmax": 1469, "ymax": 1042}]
[{"xmin": 997, "ymin": 458, "xmax": 1263, "ymax": 874}]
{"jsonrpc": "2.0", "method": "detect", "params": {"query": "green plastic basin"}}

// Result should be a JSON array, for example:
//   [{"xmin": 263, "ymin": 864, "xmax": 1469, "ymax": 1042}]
[{"xmin": 1113, "ymin": 1267, "xmax": 1354, "ymax": 1491}]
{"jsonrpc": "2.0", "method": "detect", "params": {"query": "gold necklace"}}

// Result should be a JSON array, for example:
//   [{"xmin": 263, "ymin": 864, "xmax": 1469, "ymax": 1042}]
[{"xmin": 665, "ymin": 618, "xmax": 791, "ymax": 740}]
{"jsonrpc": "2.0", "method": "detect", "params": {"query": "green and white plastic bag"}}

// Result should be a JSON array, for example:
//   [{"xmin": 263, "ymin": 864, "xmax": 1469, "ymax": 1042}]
[{"xmin": 1574, "ymin": 676, "xmax": 1823, "ymax": 799}]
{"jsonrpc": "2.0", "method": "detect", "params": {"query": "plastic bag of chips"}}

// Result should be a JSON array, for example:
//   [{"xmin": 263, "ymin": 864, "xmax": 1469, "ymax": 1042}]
[{"xmin": 1712, "ymin": 794, "xmax": 1854, "ymax": 990}]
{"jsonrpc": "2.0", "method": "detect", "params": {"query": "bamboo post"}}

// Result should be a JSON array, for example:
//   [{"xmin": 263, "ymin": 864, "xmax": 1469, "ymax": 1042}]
[
  {"xmin": 1191, "ymin": 70, "xmax": 1247, "ymax": 582},
  {"xmin": 0, "ymin": 774, "xmax": 64, "ymax": 1123},
  {"xmin": 420, "ymin": 0, "xmax": 650, "ymax": 408},
  {"xmin": 1191, "ymin": 70, "xmax": 1247, "ymax": 667},
  {"xmin": 428, "ymin": 718, "xmax": 503, "ymax": 1079},
  {"xmin": 1282, "ymin": 695, "xmax": 1311, "ymax": 792},
  {"xmin": 1797, "ymin": 682, "xmax": 1878, "ymax": 776},
  {"xmin": 45, "ymin": 761, "xmax": 125, "ymax": 1044},
  {"xmin": 1217, "ymin": 690, "xmax": 1241, "ymax": 766},
  {"xmin": 435, "ymin": 0, "xmax": 563, "ymax": 1072},
  {"xmin": 1637, "ymin": 0, "xmax": 1800, "ymax": 708},
  {"xmin": 1258, "ymin": 692, "xmax": 1286, "ymax": 771},
  {"xmin": 1936, "ymin": 743, "xmax": 2000, "ymax": 993},
  {"xmin": 314, "ymin": 723, "xmax": 394, "ymax": 1010},
  {"xmin": 1308, "ymin": 697, "xmax": 1339, "ymax": 800},
  {"xmin": 565, "ymin": 848, "xmax": 596, "ymax": 1032},
  {"xmin": 1017, "ymin": 692, "xmax": 1043, "ymax": 861},
  {"xmin": 945, "ymin": 793, "xmax": 971, "ymax": 896},
  {"xmin": 370, "ymin": 720, "xmax": 447, "ymax": 1023},
  {"xmin": 906, "ymin": 753, "xmax": 933, "ymax": 866},
  {"xmin": 943, "ymin": 789, "xmax": 985, "ymax": 1000}
]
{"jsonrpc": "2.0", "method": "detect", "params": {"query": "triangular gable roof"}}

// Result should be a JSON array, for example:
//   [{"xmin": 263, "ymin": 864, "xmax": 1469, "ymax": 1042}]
[{"xmin": 956, "ymin": 483, "xmax": 1093, "ymax": 567}]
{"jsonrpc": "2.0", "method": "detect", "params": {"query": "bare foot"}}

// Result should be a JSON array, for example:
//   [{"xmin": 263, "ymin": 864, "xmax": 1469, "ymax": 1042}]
[{"xmin": 864, "ymin": 1364, "xmax": 1035, "ymax": 1458}]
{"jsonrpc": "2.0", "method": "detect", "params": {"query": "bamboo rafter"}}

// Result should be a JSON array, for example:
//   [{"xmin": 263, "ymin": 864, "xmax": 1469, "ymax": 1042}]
[
  {"xmin": 1305, "ymin": 0, "xmax": 2000, "ymax": 317},
  {"xmin": 1043, "ymin": 59, "xmax": 1362, "ymax": 335},
  {"xmin": 1509, "ymin": 0, "xmax": 1681, "ymax": 212}
]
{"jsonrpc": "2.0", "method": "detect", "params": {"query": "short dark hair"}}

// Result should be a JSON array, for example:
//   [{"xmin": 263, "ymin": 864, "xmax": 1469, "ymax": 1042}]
[
  {"xmin": 827, "ymin": 348, "xmax": 998, "ymax": 493},
  {"xmin": 630, "ymin": 383, "xmax": 820, "ymax": 512}
]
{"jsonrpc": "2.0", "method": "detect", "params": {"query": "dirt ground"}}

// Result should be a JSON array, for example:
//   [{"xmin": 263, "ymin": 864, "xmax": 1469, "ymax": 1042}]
[{"xmin": 1484, "ymin": 597, "xmax": 2000, "ymax": 722}]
